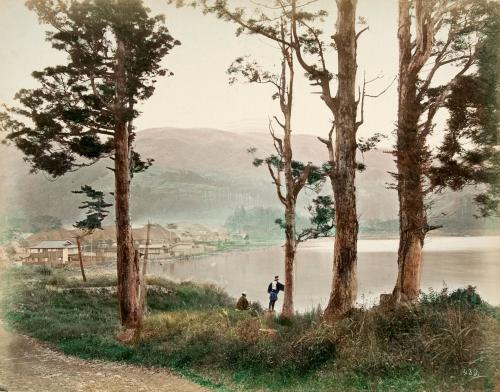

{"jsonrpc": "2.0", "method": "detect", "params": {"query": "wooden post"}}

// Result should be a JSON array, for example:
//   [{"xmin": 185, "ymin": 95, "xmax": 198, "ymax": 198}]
[
  {"xmin": 76, "ymin": 235, "xmax": 87, "ymax": 282},
  {"xmin": 139, "ymin": 221, "xmax": 151, "ymax": 317}
]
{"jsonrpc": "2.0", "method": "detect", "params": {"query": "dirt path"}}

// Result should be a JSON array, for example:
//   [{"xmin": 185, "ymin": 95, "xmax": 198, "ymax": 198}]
[{"xmin": 0, "ymin": 320, "xmax": 210, "ymax": 392}]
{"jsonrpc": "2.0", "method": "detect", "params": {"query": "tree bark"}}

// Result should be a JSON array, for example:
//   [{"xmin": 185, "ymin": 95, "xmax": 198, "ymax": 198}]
[
  {"xmin": 114, "ymin": 37, "xmax": 140, "ymax": 329},
  {"xmin": 323, "ymin": 0, "xmax": 359, "ymax": 321},
  {"xmin": 392, "ymin": 0, "xmax": 428, "ymax": 303},
  {"xmin": 76, "ymin": 236, "xmax": 87, "ymax": 282},
  {"xmin": 282, "ymin": 201, "xmax": 297, "ymax": 319}
]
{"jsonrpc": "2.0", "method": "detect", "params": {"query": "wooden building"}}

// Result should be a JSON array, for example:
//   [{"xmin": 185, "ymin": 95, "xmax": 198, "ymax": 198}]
[{"xmin": 26, "ymin": 240, "xmax": 78, "ymax": 265}]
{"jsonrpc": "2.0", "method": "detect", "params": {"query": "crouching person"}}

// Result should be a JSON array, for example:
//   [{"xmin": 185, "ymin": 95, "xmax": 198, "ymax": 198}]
[{"xmin": 236, "ymin": 292, "xmax": 249, "ymax": 310}]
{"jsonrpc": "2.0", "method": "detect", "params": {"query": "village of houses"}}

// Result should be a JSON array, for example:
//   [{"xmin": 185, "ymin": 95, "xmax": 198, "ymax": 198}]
[{"xmin": 17, "ymin": 223, "xmax": 232, "ymax": 267}]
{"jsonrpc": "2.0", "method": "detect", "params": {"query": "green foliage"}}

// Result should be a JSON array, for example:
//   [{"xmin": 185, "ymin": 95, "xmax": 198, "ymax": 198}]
[
  {"xmin": 145, "ymin": 277, "xmax": 234, "ymax": 312},
  {"xmin": 72, "ymin": 185, "xmax": 112, "ymax": 232},
  {"xmin": 130, "ymin": 150, "xmax": 154, "ymax": 175},
  {"xmin": 225, "ymin": 206, "xmax": 310, "ymax": 241},
  {"xmin": 265, "ymin": 154, "xmax": 284, "ymax": 171},
  {"xmin": 420, "ymin": 286, "xmax": 486, "ymax": 312},
  {"xmin": 227, "ymin": 56, "xmax": 278, "ymax": 88},
  {"xmin": 297, "ymin": 195, "xmax": 335, "ymax": 241},
  {"xmin": 35, "ymin": 264, "xmax": 53, "ymax": 276},
  {"xmin": 5, "ymin": 245, "xmax": 17, "ymax": 258},
  {"xmin": 357, "ymin": 132, "xmax": 387, "ymax": 155}
]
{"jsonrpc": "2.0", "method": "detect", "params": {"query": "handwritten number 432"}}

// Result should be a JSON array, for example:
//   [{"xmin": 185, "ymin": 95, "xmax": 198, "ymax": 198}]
[{"xmin": 463, "ymin": 368, "xmax": 479, "ymax": 377}]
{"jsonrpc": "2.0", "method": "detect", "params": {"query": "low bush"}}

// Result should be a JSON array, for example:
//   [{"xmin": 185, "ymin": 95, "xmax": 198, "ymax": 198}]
[
  {"xmin": 35, "ymin": 264, "xmax": 53, "ymax": 276},
  {"xmin": 420, "ymin": 286, "xmax": 485, "ymax": 310},
  {"xmin": 145, "ymin": 277, "xmax": 234, "ymax": 312}
]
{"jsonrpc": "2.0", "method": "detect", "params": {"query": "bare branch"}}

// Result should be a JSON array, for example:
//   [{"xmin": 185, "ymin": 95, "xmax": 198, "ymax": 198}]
[
  {"xmin": 289, "ymin": 0, "xmax": 336, "ymax": 111},
  {"xmin": 364, "ymin": 74, "xmax": 397, "ymax": 98},
  {"xmin": 355, "ymin": 73, "xmax": 396, "ymax": 129},
  {"xmin": 273, "ymin": 115, "xmax": 285, "ymax": 130},
  {"xmin": 267, "ymin": 161, "xmax": 286, "ymax": 204},
  {"xmin": 356, "ymin": 26, "xmax": 369, "ymax": 40},
  {"xmin": 293, "ymin": 162, "xmax": 312, "ymax": 199},
  {"xmin": 249, "ymin": 0, "xmax": 319, "ymax": 11},
  {"xmin": 424, "ymin": 224, "xmax": 443, "ymax": 233},
  {"xmin": 318, "ymin": 122, "xmax": 335, "ymax": 165},
  {"xmin": 421, "ymin": 50, "xmax": 476, "ymax": 137},
  {"xmin": 355, "ymin": 73, "xmax": 366, "ymax": 129},
  {"xmin": 268, "ymin": 118, "xmax": 284, "ymax": 156},
  {"xmin": 417, "ymin": 23, "xmax": 456, "ymax": 99}
]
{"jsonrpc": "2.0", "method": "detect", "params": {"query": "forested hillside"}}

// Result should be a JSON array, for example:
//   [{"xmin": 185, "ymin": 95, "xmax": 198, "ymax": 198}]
[{"xmin": 1, "ymin": 127, "xmax": 497, "ymax": 235}]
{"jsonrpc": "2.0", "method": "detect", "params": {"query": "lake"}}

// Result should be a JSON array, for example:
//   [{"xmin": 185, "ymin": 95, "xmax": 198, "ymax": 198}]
[{"xmin": 148, "ymin": 236, "xmax": 500, "ymax": 312}]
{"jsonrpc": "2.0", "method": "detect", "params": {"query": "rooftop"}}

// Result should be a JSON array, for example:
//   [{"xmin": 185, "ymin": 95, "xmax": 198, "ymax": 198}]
[{"xmin": 30, "ymin": 240, "xmax": 77, "ymax": 249}]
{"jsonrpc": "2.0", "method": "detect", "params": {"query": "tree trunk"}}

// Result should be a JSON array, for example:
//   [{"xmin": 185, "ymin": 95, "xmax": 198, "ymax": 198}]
[
  {"xmin": 114, "ymin": 37, "xmax": 140, "ymax": 329},
  {"xmin": 324, "ymin": 0, "xmax": 359, "ymax": 321},
  {"xmin": 76, "ymin": 236, "xmax": 86, "ymax": 282},
  {"xmin": 281, "ymin": 203, "xmax": 297, "ymax": 319},
  {"xmin": 280, "ymin": 50, "xmax": 297, "ymax": 320},
  {"xmin": 392, "ymin": 0, "xmax": 427, "ymax": 303}
]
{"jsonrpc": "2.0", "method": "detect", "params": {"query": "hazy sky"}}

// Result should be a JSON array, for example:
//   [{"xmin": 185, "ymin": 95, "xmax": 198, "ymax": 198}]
[{"xmin": 0, "ymin": 0, "xmax": 400, "ymax": 141}]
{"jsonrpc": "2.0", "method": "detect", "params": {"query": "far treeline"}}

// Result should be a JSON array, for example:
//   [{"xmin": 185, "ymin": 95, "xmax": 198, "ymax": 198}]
[{"xmin": 1, "ymin": 0, "xmax": 498, "ymax": 330}]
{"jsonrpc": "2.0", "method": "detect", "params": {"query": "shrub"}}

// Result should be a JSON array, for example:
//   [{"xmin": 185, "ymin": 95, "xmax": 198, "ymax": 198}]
[
  {"xmin": 146, "ymin": 279, "xmax": 233, "ymax": 312},
  {"xmin": 449, "ymin": 286, "xmax": 483, "ymax": 307},
  {"xmin": 420, "ymin": 286, "xmax": 485, "ymax": 310},
  {"xmin": 373, "ymin": 306, "xmax": 421, "ymax": 345},
  {"xmin": 421, "ymin": 308, "xmax": 484, "ymax": 369},
  {"xmin": 5, "ymin": 244, "xmax": 17, "ymax": 258},
  {"xmin": 237, "ymin": 317, "xmax": 261, "ymax": 344},
  {"xmin": 287, "ymin": 323, "xmax": 336, "ymax": 375},
  {"xmin": 45, "ymin": 274, "xmax": 68, "ymax": 286},
  {"xmin": 35, "ymin": 265, "xmax": 53, "ymax": 276}
]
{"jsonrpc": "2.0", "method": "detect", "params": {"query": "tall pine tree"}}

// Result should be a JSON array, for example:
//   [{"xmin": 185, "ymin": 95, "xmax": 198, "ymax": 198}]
[{"xmin": 0, "ymin": 0, "xmax": 180, "ymax": 328}]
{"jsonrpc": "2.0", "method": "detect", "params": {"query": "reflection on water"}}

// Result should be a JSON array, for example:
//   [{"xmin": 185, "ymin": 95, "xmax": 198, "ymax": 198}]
[{"xmin": 148, "ymin": 236, "xmax": 500, "ymax": 312}]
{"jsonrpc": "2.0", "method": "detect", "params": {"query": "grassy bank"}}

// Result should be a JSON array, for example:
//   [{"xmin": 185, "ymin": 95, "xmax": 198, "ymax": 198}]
[{"xmin": 1, "ymin": 265, "xmax": 499, "ymax": 391}]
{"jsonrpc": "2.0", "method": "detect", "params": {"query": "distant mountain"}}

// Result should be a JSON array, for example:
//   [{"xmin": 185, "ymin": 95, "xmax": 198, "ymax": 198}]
[{"xmin": 1, "ymin": 127, "xmax": 496, "ymax": 234}]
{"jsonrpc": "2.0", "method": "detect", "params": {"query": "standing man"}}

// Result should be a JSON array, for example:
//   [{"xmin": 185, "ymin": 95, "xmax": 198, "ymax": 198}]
[{"xmin": 267, "ymin": 275, "xmax": 284, "ymax": 311}]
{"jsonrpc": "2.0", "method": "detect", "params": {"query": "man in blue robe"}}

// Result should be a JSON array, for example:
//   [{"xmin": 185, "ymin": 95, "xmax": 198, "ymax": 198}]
[{"xmin": 267, "ymin": 275, "xmax": 284, "ymax": 311}]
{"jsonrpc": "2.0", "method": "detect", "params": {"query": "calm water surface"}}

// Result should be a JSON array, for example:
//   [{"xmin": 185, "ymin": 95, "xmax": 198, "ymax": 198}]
[{"xmin": 148, "ymin": 236, "xmax": 500, "ymax": 312}]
